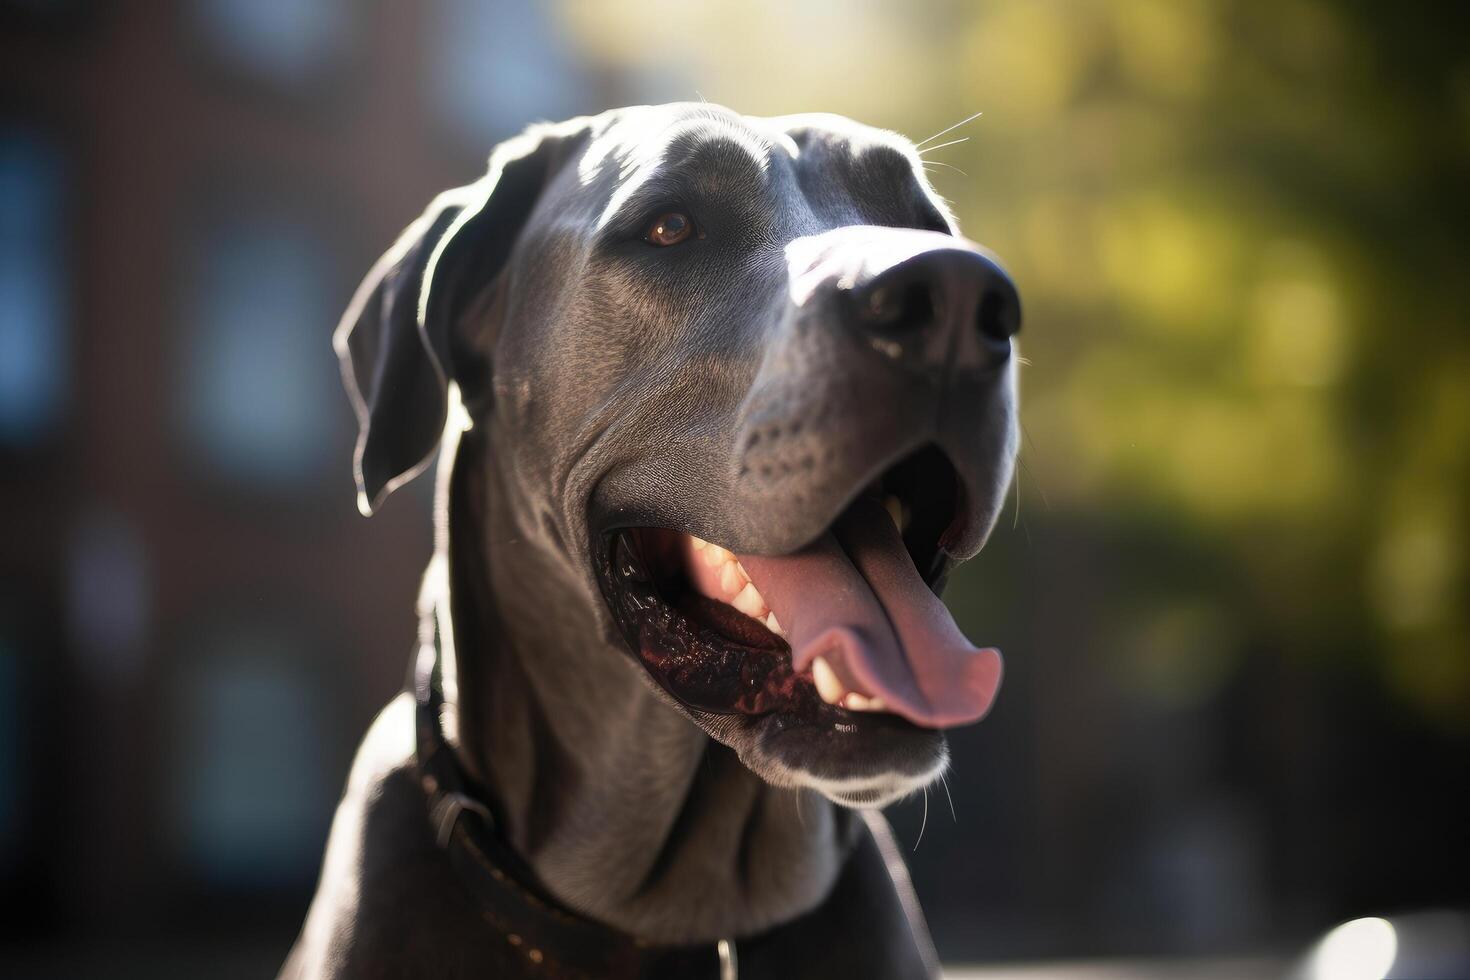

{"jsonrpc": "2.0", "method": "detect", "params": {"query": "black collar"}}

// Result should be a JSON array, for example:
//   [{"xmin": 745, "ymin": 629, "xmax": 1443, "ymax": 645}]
[{"xmin": 413, "ymin": 637, "xmax": 737, "ymax": 979}]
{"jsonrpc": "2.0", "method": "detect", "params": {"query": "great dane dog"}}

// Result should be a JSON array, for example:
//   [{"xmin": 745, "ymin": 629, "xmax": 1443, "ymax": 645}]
[{"xmin": 282, "ymin": 103, "xmax": 1019, "ymax": 979}]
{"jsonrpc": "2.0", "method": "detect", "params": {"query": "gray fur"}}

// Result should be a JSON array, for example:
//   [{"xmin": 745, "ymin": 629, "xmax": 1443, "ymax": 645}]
[{"xmin": 283, "ymin": 103, "xmax": 1018, "ymax": 979}]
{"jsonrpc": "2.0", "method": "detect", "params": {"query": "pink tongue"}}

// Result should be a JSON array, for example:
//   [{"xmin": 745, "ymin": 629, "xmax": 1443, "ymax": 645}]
[{"xmin": 737, "ymin": 498, "xmax": 1002, "ymax": 728}]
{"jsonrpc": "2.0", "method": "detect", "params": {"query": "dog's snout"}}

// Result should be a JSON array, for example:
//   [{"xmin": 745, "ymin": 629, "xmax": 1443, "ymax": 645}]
[{"xmin": 847, "ymin": 245, "xmax": 1020, "ymax": 369}]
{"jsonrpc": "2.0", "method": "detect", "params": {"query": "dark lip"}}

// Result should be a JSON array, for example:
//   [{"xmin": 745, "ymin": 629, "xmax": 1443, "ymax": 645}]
[
  {"xmin": 592, "ymin": 528, "xmax": 949, "ymax": 780},
  {"xmin": 589, "ymin": 509, "xmax": 953, "ymax": 785},
  {"xmin": 591, "ymin": 523, "xmax": 945, "ymax": 748},
  {"xmin": 593, "ymin": 526, "xmax": 835, "ymax": 721},
  {"xmin": 587, "ymin": 443, "xmax": 972, "ymax": 733}
]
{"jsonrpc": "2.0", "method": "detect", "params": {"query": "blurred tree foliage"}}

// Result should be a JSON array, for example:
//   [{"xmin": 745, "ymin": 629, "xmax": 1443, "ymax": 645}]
[{"xmin": 562, "ymin": 0, "xmax": 1470, "ymax": 731}]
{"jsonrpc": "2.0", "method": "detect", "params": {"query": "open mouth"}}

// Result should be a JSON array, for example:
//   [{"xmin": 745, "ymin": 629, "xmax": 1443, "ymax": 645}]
[{"xmin": 595, "ymin": 445, "xmax": 1003, "ymax": 731}]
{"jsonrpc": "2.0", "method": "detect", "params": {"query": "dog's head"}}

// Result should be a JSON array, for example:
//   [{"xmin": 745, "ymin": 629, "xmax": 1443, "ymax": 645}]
[{"xmin": 339, "ymin": 104, "xmax": 1018, "ymax": 809}]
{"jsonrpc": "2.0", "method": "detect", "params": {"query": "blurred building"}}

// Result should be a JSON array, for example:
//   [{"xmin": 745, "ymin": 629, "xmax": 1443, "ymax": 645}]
[{"xmin": 0, "ymin": 1, "xmax": 608, "ymax": 970}]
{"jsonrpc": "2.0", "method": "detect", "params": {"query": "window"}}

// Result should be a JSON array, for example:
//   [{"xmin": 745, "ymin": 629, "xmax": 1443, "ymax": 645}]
[
  {"xmin": 177, "ymin": 211, "xmax": 346, "ymax": 491},
  {"xmin": 430, "ymin": 0, "xmax": 588, "ymax": 147},
  {"xmin": 173, "ymin": 623, "xmax": 332, "ymax": 888},
  {"xmin": 190, "ymin": 0, "xmax": 355, "ymax": 88},
  {"xmin": 0, "ymin": 128, "xmax": 67, "ymax": 448}
]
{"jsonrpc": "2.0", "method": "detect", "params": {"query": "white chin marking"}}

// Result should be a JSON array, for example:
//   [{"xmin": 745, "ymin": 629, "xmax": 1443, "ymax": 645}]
[{"xmin": 768, "ymin": 746, "xmax": 949, "ymax": 810}]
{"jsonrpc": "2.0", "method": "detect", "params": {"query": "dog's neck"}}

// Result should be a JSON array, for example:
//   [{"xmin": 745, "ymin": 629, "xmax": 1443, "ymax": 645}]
[{"xmin": 426, "ymin": 424, "xmax": 858, "ymax": 944}]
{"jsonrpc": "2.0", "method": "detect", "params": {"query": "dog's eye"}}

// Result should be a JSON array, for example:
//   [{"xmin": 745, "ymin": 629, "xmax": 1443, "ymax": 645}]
[{"xmin": 644, "ymin": 211, "xmax": 694, "ymax": 247}]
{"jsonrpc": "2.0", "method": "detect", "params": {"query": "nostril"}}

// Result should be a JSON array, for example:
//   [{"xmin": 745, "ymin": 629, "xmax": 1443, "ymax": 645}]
[
  {"xmin": 842, "ymin": 244, "xmax": 1021, "ymax": 369},
  {"xmin": 860, "ymin": 278, "xmax": 935, "ymax": 333},
  {"xmin": 976, "ymin": 282, "xmax": 1021, "ymax": 344}
]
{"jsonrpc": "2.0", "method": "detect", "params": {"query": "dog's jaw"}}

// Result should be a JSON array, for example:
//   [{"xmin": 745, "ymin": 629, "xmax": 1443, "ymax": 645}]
[{"xmin": 436, "ymin": 422, "xmax": 862, "ymax": 944}]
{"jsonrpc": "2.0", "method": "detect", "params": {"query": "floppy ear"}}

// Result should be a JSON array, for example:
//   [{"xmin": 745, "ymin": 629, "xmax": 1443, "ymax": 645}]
[{"xmin": 334, "ymin": 122, "xmax": 580, "ymax": 516}]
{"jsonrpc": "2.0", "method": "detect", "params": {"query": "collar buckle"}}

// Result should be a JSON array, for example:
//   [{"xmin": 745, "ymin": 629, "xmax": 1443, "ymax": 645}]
[{"xmin": 431, "ymin": 789, "xmax": 494, "ymax": 849}]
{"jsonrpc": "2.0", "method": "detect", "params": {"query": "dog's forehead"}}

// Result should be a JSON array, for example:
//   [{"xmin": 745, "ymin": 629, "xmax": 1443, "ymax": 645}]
[
  {"xmin": 579, "ymin": 104, "xmax": 787, "ymax": 178},
  {"xmin": 763, "ymin": 110, "xmax": 922, "ymax": 165},
  {"xmin": 572, "ymin": 103, "xmax": 929, "ymax": 217}
]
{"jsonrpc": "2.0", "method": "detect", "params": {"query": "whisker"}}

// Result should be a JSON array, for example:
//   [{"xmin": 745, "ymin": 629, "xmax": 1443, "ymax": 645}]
[
  {"xmin": 918, "ymin": 136, "xmax": 970, "ymax": 156},
  {"xmin": 922, "ymin": 160, "xmax": 970, "ymax": 177},
  {"xmin": 939, "ymin": 772, "xmax": 958, "ymax": 822},
  {"xmin": 1012, "ymin": 427, "xmax": 1042, "ymax": 547},
  {"xmin": 1017, "ymin": 355, "xmax": 1032, "ymax": 366},
  {"xmin": 1012, "ymin": 455, "xmax": 1022, "ymax": 530},
  {"xmin": 915, "ymin": 110, "xmax": 985, "ymax": 148},
  {"xmin": 914, "ymin": 787, "xmax": 930, "ymax": 851}
]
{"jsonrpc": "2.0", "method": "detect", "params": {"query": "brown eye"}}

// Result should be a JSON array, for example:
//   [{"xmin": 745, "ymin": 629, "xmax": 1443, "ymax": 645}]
[{"xmin": 645, "ymin": 211, "xmax": 694, "ymax": 247}]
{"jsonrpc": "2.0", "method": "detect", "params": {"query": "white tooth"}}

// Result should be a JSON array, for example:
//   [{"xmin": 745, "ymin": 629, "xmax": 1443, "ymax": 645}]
[
  {"xmin": 690, "ymin": 536, "xmax": 708, "ymax": 551},
  {"xmin": 765, "ymin": 612, "xmax": 785, "ymax": 638},
  {"xmin": 720, "ymin": 561, "xmax": 747, "ymax": 595},
  {"xmin": 703, "ymin": 544, "xmax": 731, "ymax": 567},
  {"xmin": 732, "ymin": 582, "xmax": 767, "ymax": 618},
  {"xmin": 812, "ymin": 656, "xmax": 844, "ymax": 705},
  {"xmin": 883, "ymin": 495, "xmax": 907, "ymax": 534},
  {"xmin": 842, "ymin": 692, "xmax": 888, "ymax": 713}
]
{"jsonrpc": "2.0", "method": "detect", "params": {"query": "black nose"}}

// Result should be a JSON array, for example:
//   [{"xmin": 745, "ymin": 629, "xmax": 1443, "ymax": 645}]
[{"xmin": 850, "ymin": 247, "xmax": 1020, "ymax": 368}]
